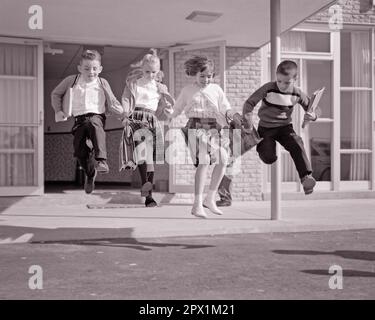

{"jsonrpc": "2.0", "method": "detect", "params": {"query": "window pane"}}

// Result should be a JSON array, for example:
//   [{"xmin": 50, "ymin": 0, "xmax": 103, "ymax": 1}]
[
  {"xmin": 309, "ymin": 123, "xmax": 331, "ymax": 181},
  {"xmin": 0, "ymin": 126, "xmax": 37, "ymax": 186},
  {"xmin": 340, "ymin": 31, "xmax": 371, "ymax": 87},
  {"xmin": 281, "ymin": 31, "xmax": 330, "ymax": 52},
  {"xmin": 0, "ymin": 79, "xmax": 38, "ymax": 124},
  {"xmin": 341, "ymin": 154, "xmax": 370, "ymax": 181},
  {"xmin": 305, "ymin": 60, "xmax": 332, "ymax": 118},
  {"xmin": 340, "ymin": 92, "xmax": 371, "ymax": 149},
  {"xmin": 0, "ymin": 44, "xmax": 36, "ymax": 76}
]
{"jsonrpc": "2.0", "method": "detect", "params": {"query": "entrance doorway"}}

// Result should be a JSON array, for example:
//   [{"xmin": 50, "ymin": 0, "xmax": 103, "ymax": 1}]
[{"xmin": 43, "ymin": 43, "xmax": 169, "ymax": 192}]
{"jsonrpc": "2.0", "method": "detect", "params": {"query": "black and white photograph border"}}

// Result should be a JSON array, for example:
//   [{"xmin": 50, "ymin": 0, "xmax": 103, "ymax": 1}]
[{"xmin": 0, "ymin": 0, "xmax": 375, "ymax": 307}]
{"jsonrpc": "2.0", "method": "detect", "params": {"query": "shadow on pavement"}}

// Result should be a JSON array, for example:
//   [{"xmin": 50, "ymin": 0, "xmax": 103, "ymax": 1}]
[
  {"xmin": 302, "ymin": 269, "xmax": 375, "ymax": 278},
  {"xmin": 32, "ymin": 238, "xmax": 214, "ymax": 251},
  {"xmin": 273, "ymin": 249, "xmax": 375, "ymax": 262},
  {"xmin": 0, "ymin": 225, "xmax": 214, "ymax": 251}
]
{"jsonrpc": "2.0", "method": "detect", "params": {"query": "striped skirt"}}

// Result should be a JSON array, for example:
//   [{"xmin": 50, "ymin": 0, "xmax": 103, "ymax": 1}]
[{"xmin": 131, "ymin": 107, "xmax": 164, "ymax": 163}]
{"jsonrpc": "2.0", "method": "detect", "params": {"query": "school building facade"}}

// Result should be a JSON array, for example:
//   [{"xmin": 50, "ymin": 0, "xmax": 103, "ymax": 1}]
[{"xmin": 1, "ymin": 0, "xmax": 375, "ymax": 201}]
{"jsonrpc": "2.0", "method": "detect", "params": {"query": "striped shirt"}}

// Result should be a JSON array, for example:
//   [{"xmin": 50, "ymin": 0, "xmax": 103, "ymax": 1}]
[{"xmin": 243, "ymin": 81, "xmax": 310, "ymax": 128}]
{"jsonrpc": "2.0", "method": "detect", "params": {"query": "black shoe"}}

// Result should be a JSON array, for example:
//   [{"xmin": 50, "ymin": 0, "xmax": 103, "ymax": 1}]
[
  {"xmin": 145, "ymin": 196, "xmax": 157, "ymax": 207},
  {"xmin": 216, "ymin": 199, "xmax": 232, "ymax": 207},
  {"xmin": 141, "ymin": 182, "xmax": 153, "ymax": 197},
  {"xmin": 84, "ymin": 170, "xmax": 97, "ymax": 194},
  {"xmin": 301, "ymin": 174, "xmax": 316, "ymax": 195}
]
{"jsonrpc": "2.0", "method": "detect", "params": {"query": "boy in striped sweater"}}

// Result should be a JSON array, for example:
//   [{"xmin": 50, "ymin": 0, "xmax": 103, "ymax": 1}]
[{"xmin": 243, "ymin": 60, "xmax": 318, "ymax": 195}]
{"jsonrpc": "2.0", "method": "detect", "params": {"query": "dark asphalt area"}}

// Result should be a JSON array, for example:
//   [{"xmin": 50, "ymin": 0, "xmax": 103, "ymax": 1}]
[{"xmin": 0, "ymin": 229, "xmax": 374, "ymax": 300}]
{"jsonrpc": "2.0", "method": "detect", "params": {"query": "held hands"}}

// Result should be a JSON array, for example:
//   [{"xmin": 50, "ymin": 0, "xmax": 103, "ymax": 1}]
[
  {"xmin": 122, "ymin": 117, "xmax": 129, "ymax": 127},
  {"xmin": 163, "ymin": 106, "xmax": 174, "ymax": 123},
  {"xmin": 231, "ymin": 113, "xmax": 243, "ymax": 129},
  {"xmin": 243, "ymin": 112, "xmax": 254, "ymax": 130},
  {"xmin": 164, "ymin": 102, "xmax": 174, "ymax": 117}
]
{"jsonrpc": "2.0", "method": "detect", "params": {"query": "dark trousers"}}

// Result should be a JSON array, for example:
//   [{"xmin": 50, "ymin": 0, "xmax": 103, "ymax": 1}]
[
  {"xmin": 256, "ymin": 124, "xmax": 312, "ymax": 179},
  {"xmin": 72, "ymin": 113, "xmax": 106, "ymax": 178},
  {"xmin": 218, "ymin": 174, "xmax": 232, "ymax": 202}
]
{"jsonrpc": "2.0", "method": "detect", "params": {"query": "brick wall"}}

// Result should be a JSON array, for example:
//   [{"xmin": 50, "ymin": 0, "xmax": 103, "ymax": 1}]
[
  {"xmin": 225, "ymin": 47, "xmax": 263, "ymax": 201},
  {"xmin": 307, "ymin": 0, "xmax": 375, "ymax": 24}
]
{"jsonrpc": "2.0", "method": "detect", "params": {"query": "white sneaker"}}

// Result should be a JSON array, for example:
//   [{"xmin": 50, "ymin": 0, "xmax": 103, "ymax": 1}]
[{"xmin": 191, "ymin": 205, "xmax": 207, "ymax": 219}]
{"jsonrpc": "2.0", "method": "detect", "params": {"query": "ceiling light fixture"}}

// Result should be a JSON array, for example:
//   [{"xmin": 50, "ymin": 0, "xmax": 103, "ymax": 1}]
[{"xmin": 186, "ymin": 11, "xmax": 222, "ymax": 23}]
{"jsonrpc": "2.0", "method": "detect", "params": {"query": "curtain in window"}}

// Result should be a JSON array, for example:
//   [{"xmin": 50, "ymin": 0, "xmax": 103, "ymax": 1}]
[
  {"xmin": 0, "ymin": 44, "xmax": 37, "ymax": 187},
  {"xmin": 350, "ymin": 31, "xmax": 371, "ymax": 180}
]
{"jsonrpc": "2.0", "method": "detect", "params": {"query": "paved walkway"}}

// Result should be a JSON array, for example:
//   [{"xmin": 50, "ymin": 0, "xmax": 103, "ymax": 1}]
[{"xmin": 0, "ymin": 189, "xmax": 374, "ymax": 243}]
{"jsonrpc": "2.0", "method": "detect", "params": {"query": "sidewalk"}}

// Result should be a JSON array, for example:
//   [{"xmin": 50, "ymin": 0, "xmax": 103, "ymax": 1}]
[{"xmin": 0, "ymin": 188, "xmax": 375, "ymax": 244}]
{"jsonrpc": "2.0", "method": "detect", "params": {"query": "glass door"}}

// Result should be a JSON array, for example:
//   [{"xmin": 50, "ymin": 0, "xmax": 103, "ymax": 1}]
[
  {"xmin": 0, "ymin": 37, "xmax": 44, "ymax": 196},
  {"xmin": 339, "ymin": 30, "xmax": 373, "ymax": 190}
]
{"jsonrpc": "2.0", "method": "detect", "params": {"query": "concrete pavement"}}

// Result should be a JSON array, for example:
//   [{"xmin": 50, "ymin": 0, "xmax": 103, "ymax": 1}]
[
  {"xmin": 1, "ymin": 187, "xmax": 375, "ymax": 244},
  {"xmin": 1, "ymin": 229, "xmax": 374, "ymax": 299}
]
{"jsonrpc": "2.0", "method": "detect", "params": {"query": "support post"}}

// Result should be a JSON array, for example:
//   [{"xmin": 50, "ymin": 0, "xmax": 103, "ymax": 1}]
[{"xmin": 270, "ymin": 0, "xmax": 281, "ymax": 220}]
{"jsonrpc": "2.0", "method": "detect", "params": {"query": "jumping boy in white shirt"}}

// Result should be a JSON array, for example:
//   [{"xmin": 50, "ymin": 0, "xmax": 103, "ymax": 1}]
[{"xmin": 51, "ymin": 50, "xmax": 123, "ymax": 194}]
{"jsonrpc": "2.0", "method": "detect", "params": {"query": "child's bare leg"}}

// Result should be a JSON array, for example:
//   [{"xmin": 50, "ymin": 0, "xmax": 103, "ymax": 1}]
[
  {"xmin": 210, "ymin": 162, "xmax": 227, "ymax": 191},
  {"xmin": 192, "ymin": 163, "xmax": 209, "ymax": 218},
  {"xmin": 204, "ymin": 147, "xmax": 228, "ymax": 215}
]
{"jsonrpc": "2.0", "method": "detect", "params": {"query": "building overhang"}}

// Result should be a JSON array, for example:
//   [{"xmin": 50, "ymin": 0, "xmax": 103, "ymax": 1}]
[{"xmin": 0, "ymin": 0, "xmax": 336, "ymax": 48}]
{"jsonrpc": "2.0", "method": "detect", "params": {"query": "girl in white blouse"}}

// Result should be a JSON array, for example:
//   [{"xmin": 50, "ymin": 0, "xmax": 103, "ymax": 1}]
[
  {"xmin": 121, "ymin": 49, "xmax": 174, "ymax": 207},
  {"xmin": 168, "ymin": 56, "xmax": 242, "ymax": 218}
]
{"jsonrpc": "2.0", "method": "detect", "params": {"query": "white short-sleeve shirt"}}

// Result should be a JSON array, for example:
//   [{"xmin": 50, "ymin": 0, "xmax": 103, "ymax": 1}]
[{"xmin": 134, "ymin": 78, "xmax": 161, "ymax": 112}]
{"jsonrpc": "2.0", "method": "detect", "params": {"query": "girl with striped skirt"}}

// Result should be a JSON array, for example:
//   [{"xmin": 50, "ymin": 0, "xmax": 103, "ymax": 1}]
[{"xmin": 121, "ymin": 49, "xmax": 174, "ymax": 207}]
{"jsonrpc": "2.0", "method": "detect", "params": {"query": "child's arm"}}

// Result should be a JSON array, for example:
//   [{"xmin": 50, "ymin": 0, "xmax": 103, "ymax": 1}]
[
  {"xmin": 157, "ymin": 83, "xmax": 175, "ymax": 115},
  {"xmin": 168, "ymin": 87, "xmax": 186, "ymax": 119},
  {"xmin": 121, "ymin": 85, "xmax": 133, "ymax": 119},
  {"xmin": 298, "ymin": 90, "xmax": 311, "ymax": 112},
  {"xmin": 242, "ymin": 82, "xmax": 271, "ymax": 126},
  {"xmin": 216, "ymin": 85, "xmax": 242, "ymax": 127},
  {"xmin": 51, "ymin": 76, "xmax": 74, "ymax": 114},
  {"xmin": 100, "ymin": 78, "xmax": 124, "ymax": 116},
  {"xmin": 298, "ymin": 89, "xmax": 321, "ymax": 122}
]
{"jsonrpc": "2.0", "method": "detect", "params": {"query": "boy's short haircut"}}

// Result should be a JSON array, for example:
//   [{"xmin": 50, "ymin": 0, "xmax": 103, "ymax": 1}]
[
  {"xmin": 184, "ymin": 55, "xmax": 215, "ymax": 76},
  {"xmin": 276, "ymin": 60, "xmax": 298, "ymax": 77},
  {"xmin": 80, "ymin": 49, "xmax": 101, "ymax": 64}
]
